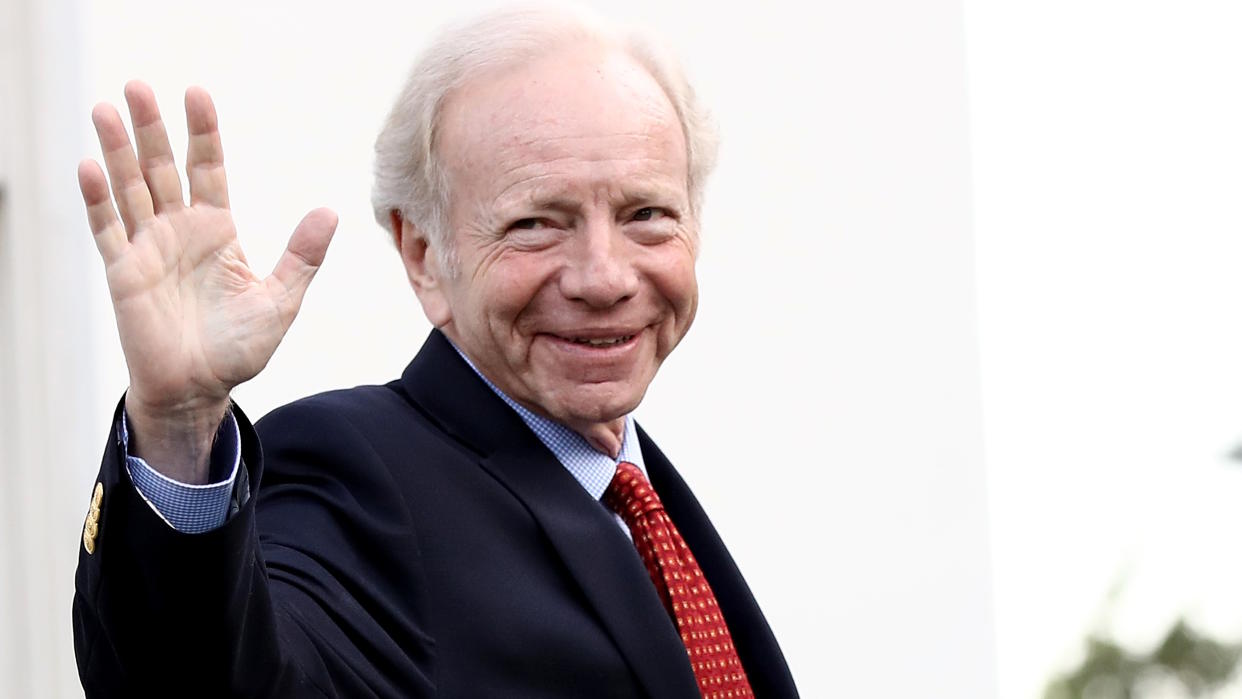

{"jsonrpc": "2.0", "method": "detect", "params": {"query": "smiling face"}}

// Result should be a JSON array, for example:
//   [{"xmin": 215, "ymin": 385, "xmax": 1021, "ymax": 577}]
[{"xmin": 399, "ymin": 43, "xmax": 699, "ymax": 444}]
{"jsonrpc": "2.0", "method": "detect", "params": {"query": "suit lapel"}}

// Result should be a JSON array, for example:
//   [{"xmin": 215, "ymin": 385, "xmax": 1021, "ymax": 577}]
[
  {"xmin": 399, "ymin": 331, "xmax": 701, "ymax": 698},
  {"xmin": 640, "ymin": 428, "xmax": 801, "ymax": 698},
  {"xmin": 479, "ymin": 443, "xmax": 702, "ymax": 697}
]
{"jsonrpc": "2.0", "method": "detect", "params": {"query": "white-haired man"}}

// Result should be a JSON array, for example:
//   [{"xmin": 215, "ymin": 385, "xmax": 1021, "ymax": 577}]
[{"xmin": 72, "ymin": 7, "xmax": 798, "ymax": 698}]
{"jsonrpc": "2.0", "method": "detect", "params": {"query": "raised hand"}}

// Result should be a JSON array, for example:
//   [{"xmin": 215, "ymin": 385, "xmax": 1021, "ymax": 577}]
[{"xmin": 78, "ymin": 81, "xmax": 337, "ymax": 483}]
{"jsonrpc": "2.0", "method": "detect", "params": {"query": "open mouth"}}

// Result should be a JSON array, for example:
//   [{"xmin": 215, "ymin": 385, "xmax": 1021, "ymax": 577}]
[{"xmin": 568, "ymin": 335, "xmax": 634, "ymax": 347}]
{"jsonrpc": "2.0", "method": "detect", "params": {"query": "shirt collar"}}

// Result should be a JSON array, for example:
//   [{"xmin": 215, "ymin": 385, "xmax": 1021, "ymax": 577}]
[{"xmin": 449, "ymin": 342, "xmax": 648, "ymax": 500}]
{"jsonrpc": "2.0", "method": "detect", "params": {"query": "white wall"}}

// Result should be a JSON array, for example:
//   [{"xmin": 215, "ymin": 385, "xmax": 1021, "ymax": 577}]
[
  {"xmin": 3, "ymin": 1, "xmax": 995, "ymax": 696},
  {"xmin": 0, "ymin": 0, "xmax": 95, "ymax": 696},
  {"xmin": 967, "ymin": 2, "xmax": 1242, "ymax": 697}
]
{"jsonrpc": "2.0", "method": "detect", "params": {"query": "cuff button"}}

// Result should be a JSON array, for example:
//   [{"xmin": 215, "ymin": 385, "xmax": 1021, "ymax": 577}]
[{"xmin": 83, "ymin": 483, "xmax": 103, "ymax": 555}]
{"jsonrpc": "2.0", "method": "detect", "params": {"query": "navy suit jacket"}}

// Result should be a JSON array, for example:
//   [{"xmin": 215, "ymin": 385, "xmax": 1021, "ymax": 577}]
[{"xmin": 73, "ymin": 330, "xmax": 799, "ymax": 697}]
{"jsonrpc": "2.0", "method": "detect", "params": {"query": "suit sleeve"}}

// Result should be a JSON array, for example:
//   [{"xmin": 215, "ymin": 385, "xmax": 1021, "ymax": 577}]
[{"xmin": 72, "ymin": 396, "xmax": 436, "ymax": 698}]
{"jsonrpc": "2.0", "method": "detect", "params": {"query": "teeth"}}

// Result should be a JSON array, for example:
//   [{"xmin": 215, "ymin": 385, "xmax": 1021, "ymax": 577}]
[{"xmin": 572, "ymin": 335, "xmax": 632, "ymax": 346}]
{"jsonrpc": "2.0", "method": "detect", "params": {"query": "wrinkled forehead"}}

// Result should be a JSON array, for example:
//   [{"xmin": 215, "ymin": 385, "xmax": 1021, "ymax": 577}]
[{"xmin": 435, "ymin": 44, "xmax": 689, "ymax": 198}]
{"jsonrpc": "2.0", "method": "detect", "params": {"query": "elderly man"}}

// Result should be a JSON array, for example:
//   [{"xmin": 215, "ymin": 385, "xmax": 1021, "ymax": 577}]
[{"xmin": 72, "ymin": 7, "xmax": 798, "ymax": 698}]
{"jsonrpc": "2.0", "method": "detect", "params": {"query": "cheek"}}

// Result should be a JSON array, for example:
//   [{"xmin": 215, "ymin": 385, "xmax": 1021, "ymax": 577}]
[
  {"xmin": 475, "ymin": 257, "xmax": 557, "ymax": 328},
  {"xmin": 651, "ymin": 250, "xmax": 699, "ymax": 320},
  {"xmin": 680, "ymin": 275, "xmax": 699, "ymax": 329},
  {"xmin": 642, "ymin": 248, "xmax": 698, "ymax": 357}
]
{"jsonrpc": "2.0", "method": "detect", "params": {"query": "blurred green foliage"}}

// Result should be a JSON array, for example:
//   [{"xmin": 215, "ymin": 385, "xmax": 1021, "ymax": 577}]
[{"xmin": 1045, "ymin": 620, "xmax": 1242, "ymax": 699}]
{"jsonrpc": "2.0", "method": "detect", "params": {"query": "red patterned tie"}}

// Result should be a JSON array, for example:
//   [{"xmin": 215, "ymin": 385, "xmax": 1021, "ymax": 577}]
[{"xmin": 603, "ymin": 461, "xmax": 754, "ymax": 699}]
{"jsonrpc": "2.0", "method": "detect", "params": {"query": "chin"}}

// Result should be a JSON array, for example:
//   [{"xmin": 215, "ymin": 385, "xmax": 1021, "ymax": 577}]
[{"xmin": 554, "ymin": 384, "xmax": 647, "ymax": 426}]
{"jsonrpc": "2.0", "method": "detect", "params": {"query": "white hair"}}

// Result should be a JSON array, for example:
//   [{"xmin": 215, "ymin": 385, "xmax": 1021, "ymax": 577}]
[{"xmin": 370, "ymin": 3, "xmax": 719, "ymax": 272}]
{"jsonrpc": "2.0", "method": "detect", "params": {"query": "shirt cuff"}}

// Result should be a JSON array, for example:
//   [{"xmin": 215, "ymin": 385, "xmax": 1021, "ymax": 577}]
[{"xmin": 122, "ymin": 409, "xmax": 241, "ymax": 534}]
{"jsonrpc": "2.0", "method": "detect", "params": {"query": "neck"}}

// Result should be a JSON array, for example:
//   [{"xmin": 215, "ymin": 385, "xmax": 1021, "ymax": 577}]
[
  {"xmin": 572, "ymin": 417, "xmax": 626, "ymax": 459},
  {"xmin": 441, "ymin": 337, "xmax": 629, "ymax": 458}
]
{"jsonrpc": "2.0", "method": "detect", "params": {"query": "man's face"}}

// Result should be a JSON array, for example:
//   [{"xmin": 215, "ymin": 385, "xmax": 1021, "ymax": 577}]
[{"xmin": 419, "ymin": 44, "xmax": 699, "ymax": 434}]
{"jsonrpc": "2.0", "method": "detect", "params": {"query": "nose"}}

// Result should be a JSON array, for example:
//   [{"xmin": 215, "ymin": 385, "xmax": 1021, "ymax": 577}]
[{"xmin": 558, "ymin": 217, "xmax": 639, "ymax": 308}]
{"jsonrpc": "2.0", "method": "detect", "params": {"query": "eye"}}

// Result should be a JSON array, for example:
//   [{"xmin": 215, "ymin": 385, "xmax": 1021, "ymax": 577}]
[
  {"xmin": 501, "ymin": 216, "xmax": 564, "ymax": 250},
  {"xmin": 632, "ymin": 207, "xmax": 663, "ymax": 222},
  {"xmin": 508, "ymin": 218, "xmax": 545, "ymax": 231}
]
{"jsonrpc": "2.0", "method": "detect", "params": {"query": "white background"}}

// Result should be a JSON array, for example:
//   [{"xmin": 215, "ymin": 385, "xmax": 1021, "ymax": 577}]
[
  {"xmin": 6, "ymin": 0, "xmax": 1239, "ymax": 697},
  {"xmin": 968, "ymin": 2, "xmax": 1242, "ymax": 697}
]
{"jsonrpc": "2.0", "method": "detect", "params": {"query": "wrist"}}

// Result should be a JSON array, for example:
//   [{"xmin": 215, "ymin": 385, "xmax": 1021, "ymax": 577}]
[{"xmin": 124, "ymin": 391, "xmax": 231, "ymax": 484}]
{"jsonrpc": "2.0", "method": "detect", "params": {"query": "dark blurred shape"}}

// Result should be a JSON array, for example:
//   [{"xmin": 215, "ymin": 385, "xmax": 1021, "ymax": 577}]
[{"xmin": 1045, "ymin": 620, "xmax": 1242, "ymax": 699}]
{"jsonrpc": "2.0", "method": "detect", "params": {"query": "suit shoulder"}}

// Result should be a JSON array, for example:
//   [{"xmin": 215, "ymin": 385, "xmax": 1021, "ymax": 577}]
[
  {"xmin": 252, "ymin": 381, "xmax": 458, "ymax": 466},
  {"xmin": 255, "ymin": 382, "xmax": 411, "ymax": 434}
]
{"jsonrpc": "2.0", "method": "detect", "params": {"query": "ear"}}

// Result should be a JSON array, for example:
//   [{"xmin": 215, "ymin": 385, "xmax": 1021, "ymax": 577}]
[{"xmin": 391, "ymin": 210, "xmax": 452, "ymax": 327}]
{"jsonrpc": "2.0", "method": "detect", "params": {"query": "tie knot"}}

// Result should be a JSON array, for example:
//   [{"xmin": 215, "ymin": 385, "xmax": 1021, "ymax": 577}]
[{"xmin": 603, "ymin": 461, "xmax": 664, "ymax": 522}]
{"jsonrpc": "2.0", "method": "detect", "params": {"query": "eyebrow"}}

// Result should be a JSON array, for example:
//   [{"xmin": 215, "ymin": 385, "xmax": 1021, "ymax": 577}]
[{"xmin": 498, "ymin": 182, "xmax": 686, "ymax": 214}]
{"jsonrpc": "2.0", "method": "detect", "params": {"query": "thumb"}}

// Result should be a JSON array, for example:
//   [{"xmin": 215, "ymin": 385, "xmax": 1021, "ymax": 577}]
[{"xmin": 268, "ymin": 207, "xmax": 338, "ymax": 318}]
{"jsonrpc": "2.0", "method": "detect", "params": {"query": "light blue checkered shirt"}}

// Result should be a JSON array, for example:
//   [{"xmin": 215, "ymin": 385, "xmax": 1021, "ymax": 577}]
[
  {"xmin": 125, "ymin": 357, "xmax": 645, "ymax": 534},
  {"xmin": 123, "ymin": 411, "xmax": 240, "ymax": 533}
]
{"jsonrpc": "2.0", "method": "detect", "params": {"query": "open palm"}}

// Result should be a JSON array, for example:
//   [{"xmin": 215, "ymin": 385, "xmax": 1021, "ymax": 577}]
[{"xmin": 78, "ymin": 82, "xmax": 335, "ymax": 477}]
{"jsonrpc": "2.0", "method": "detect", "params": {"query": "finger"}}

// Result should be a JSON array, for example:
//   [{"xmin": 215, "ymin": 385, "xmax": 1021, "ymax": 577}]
[
  {"xmin": 266, "ymin": 208, "xmax": 339, "ymax": 323},
  {"xmin": 124, "ymin": 81, "xmax": 184, "ymax": 213},
  {"xmin": 184, "ymin": 87, "xmax": 230, "ymax": 208},
  {"xmin": 77, "ymin": 159, "xmax": 128, "ymax": 262},
  {"xmin": 92, "ymin": 102, "xmax": 156, "ymax": 233}
]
